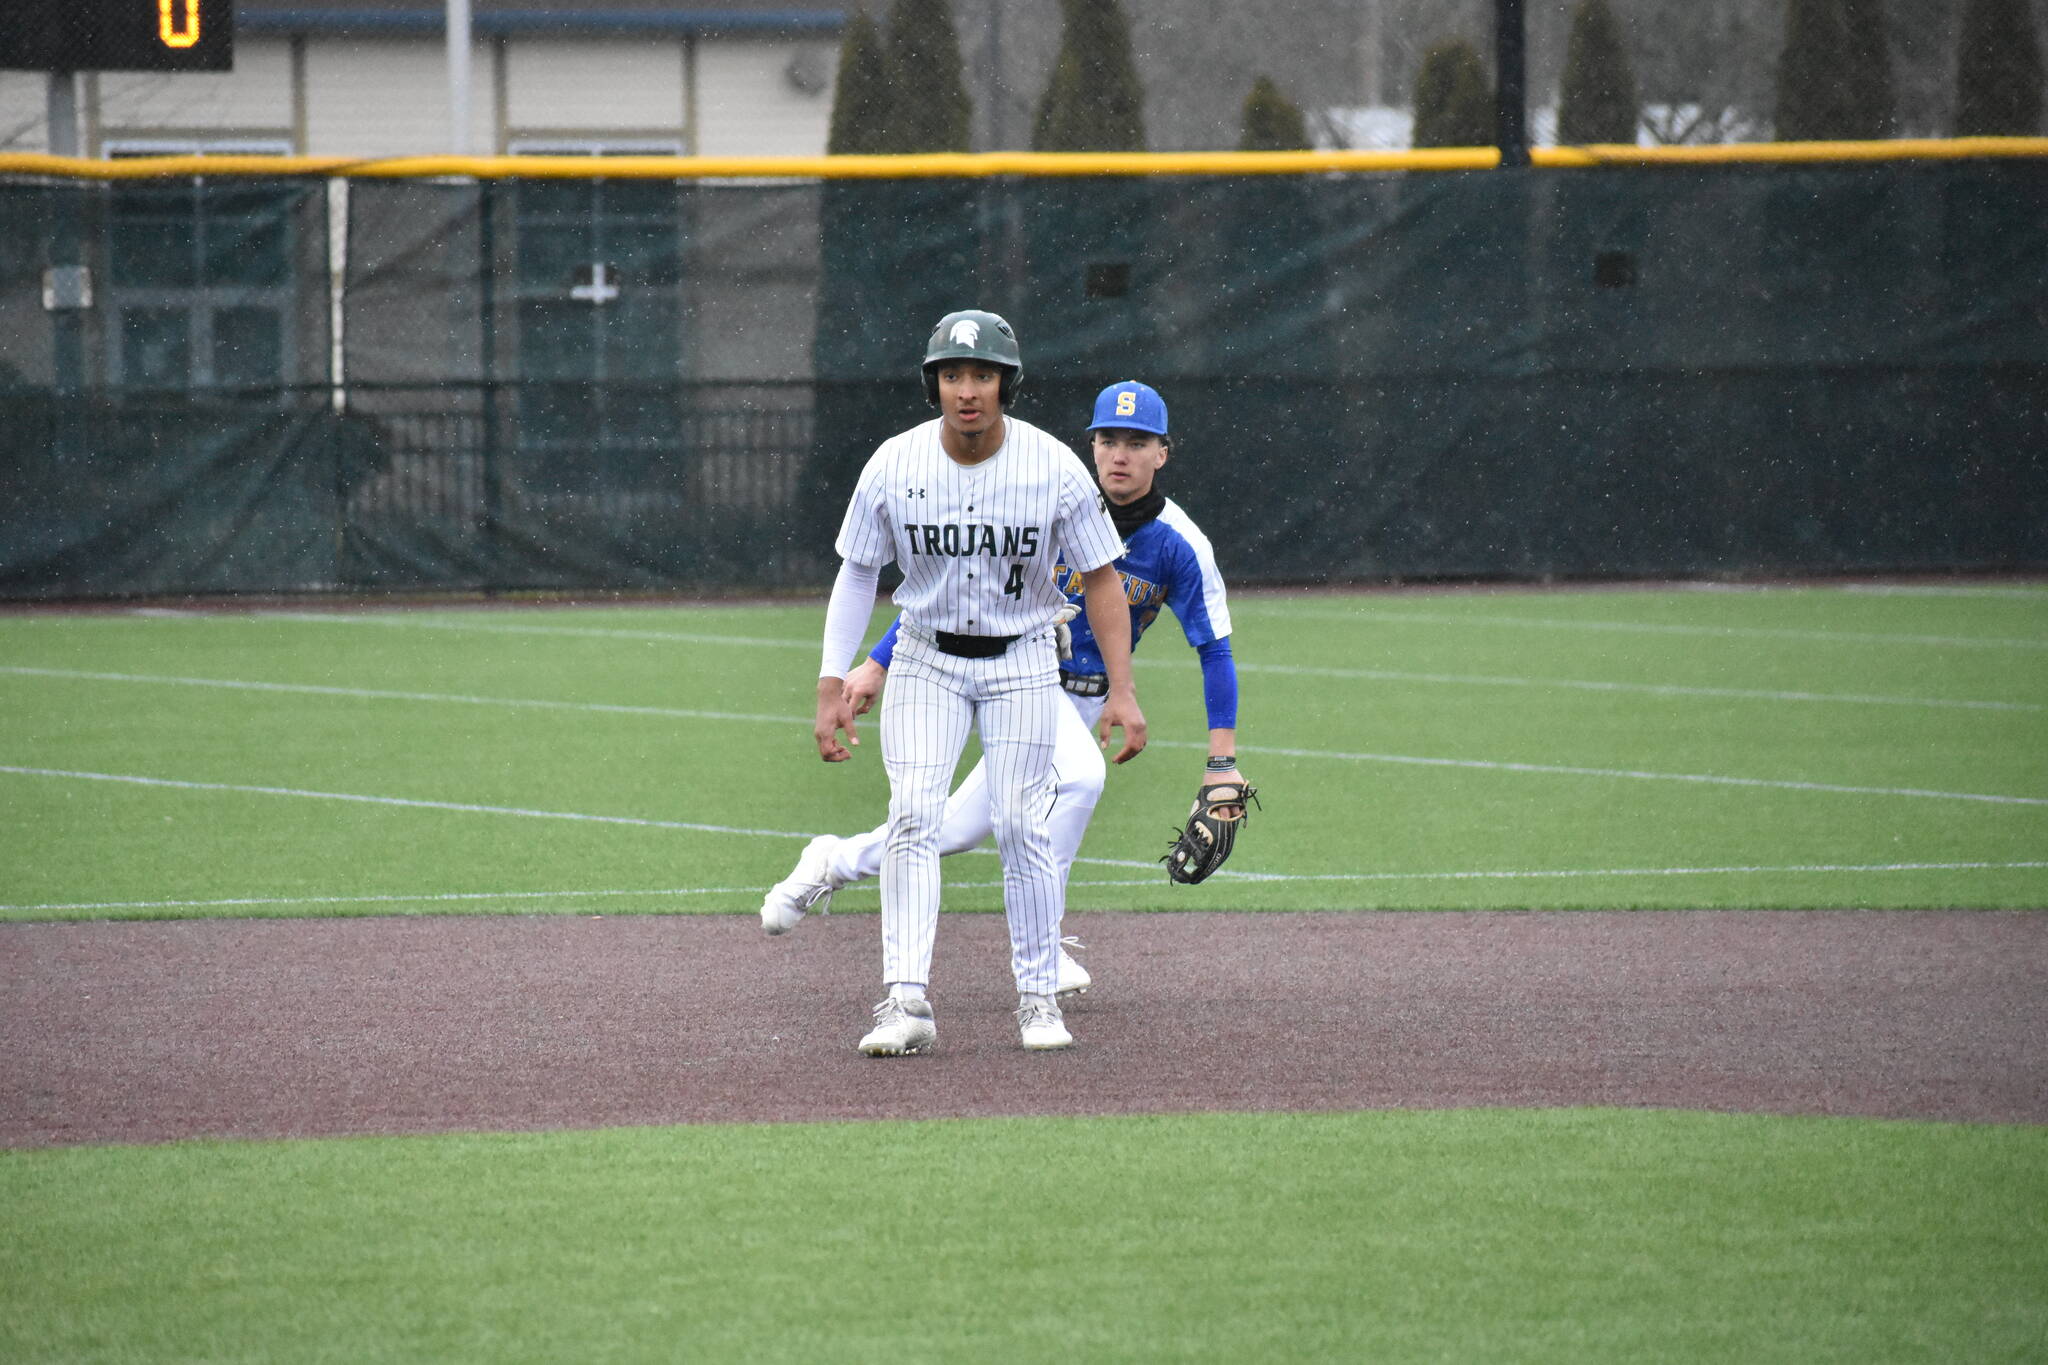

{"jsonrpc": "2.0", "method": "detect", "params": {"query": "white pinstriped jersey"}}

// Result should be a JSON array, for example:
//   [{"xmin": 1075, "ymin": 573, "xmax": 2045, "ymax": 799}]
[{"xmin": 834, "ymin": 416, "xmax": 1125, "ymax": 637}]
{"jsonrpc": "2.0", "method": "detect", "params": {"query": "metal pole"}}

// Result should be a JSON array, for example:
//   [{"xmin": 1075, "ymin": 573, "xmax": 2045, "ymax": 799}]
[
  {"xmin": 478, "ymin": 179, "xmax": 501, "ymax": 589},
  {"xmin": 447, "ymin": 0, "xmax": 472, "ymax": 155},
  {"xmin": 988, "ymin": 2, "xmax": 1003, "ymax": 149},
  {"xmin": 47, "ymin": 70, "xmax": 79, "ymax": 157},
  {"xmin": 1361, "ymin": 0, "xmax": 1382, "ymax": 109},
  {"xmin": 47, "ymin": 71, "xmax": 83, "ymax": 397},
  {"xmin": 1494, "ymin": 0, "xmax": 1529, "ymax": 167}
]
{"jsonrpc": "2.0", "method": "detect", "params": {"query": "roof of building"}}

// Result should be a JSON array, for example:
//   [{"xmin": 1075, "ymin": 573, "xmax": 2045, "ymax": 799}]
[{"xmin": 237, "ymin": 2, "xmax": 842, "ymax": 36}]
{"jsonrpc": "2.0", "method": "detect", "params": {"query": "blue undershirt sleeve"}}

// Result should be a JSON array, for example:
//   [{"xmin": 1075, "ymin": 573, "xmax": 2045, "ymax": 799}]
[
  {"xmin": 870, "ymin": 617, "xmax": 903, "ymax": 668},
  {"xmin": 1196, "ymin": 635, "xmax": 1238, "ymax": 731}
]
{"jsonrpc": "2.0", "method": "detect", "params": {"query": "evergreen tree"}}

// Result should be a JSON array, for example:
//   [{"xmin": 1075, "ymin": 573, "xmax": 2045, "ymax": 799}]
[
  {"xmin": 883, "ymin": 0, "xmax": 972, "ymax": 152},
  {"xmin": 1776, "ymin": 0, "xmax": 1840, "ymax": 138},
  {"xmin": 827, "ymin": 8, "xmax": 894, "ymax": 154},
  {"xmin": 1839, "ymin": 0, "xmax": 1895, "ymax": 135},
  {"xmin": 1032, "ymin": 0, "xmax": 1147, "ymax": 151},
  {"xmin": 1557, "ymin": 0, "xmax": 1639, "ymax": 144},
  {"xmin": 1776, "ymin": 0, "xmax": 1894, "ymax": 139},
  {"xmin": 1955, "ymin": 0, "xmax": 2044, "ymax": 134},
  {"xmin": 1239, "ymin": 75, "xmax": 1311, "ymax": 150},
  {"xmin": 1411, "ymin": 40, "xmax": 1494, "ymax": 148}
]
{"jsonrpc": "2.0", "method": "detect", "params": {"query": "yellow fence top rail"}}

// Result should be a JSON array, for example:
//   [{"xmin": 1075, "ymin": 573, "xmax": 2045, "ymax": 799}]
[{"xmin": 1, "ymin": 139, "xmax": 2044, "ymax": 181}]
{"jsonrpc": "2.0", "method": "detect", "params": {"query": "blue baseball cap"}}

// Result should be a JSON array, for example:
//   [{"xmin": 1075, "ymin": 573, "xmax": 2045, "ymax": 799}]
[{"xmin": 1087, "ymin": 380, "xmax": 1168, "ymax": 436}]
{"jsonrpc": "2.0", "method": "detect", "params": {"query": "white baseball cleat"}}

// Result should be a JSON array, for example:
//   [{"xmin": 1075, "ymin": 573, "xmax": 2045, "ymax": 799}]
[
  {"xmin": 1055, "ymin": 935, "xmax": 1091, "ymax": 998},
  {"xmin": 1017, "ymin": 997, "xmax": 1074, "ymax": 1051},
  {"xmin": 761, "ymin": 835, "xmax": 841, "ymax": 935},
  {"xmin": 859, "ymin": 997, "xmax": 936, "ymax": 1056}
]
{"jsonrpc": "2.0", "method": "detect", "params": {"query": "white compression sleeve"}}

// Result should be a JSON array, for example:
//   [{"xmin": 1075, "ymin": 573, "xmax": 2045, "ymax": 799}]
[{"xmin": 820, "ymin": 559, "xmax": 882, "ymax": 678}]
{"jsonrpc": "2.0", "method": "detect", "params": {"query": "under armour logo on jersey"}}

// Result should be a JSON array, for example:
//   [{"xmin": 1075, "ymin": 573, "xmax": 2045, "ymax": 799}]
[
  {"xmin": 905, "ymin": 487, "xmax": 926, "ymax": 498},
  {"xmin": 948, "ymin": 319, "xmax": 981, "ymax": 348}
]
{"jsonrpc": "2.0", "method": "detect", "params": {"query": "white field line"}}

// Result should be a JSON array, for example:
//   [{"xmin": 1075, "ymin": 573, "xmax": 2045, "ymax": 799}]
[
  {"xmin": 0, "ymin": 763, "xmax": 1167, "ymax": 872},
  {"xmin": 1225, "ymin": 860, "xmax": 2048, "ymax": 885},
  {"xmin": 1233, "ymin": 604, "xmax": 2048, "ymax": 651},
  {"xmin": 1837, "ymin": 584, "xmax": 2048, "ymax": 599},
  {"xmin": 5, "ymin": 665, "xmax": 2043, "ymax": 804},
  {"xmin": 1, "ymin": 885, "xmax": 773, "ymax": 913},
  {"xmin": 0, "ymin": 666, "xmax": 799, "ymax": 727},
  {"xmin": 254, "ymin": 609, "xmax": 2048, "ymax": 704},
  {"xmin": 122, "ymin": 598, "xmax": 2048, "ymax": 649},
  {"xmin": 0, "ymin": 875, "xmax": 1173, "ymax": 915},
  {"xmin": 9, "ymin": 860, "xmax": 2044, "ymax": 916},
  {"xmin": 1165, "ymin": 741, "xmax": 2048, "ymax": 807},
  {"xmin": 254, "ymin": 610, "xmax": 813, "ymax": 650},
  {"xmin": 0, "ymin": 763, "xmax": 1167, "ymax": 881},
  {"xmin": 7, "ymin": 653, "xmax": 2038, "ymax": 732},
  {"xmin": 96, "ymin": 608, "xmax": 2047, "ymax": 701},
  {"xmin": 808, "ymin": 859, "xmax": 2048, "ymax": 890},
  {"xmin": 1144, "ymin": 658, "xmax": 2040, "ymax": 713},
  {"xmin": 2, "ymin": 745, "xmax": 2043, "ymax": 888},
  {"xmin": 0, "ymin": 766, "xmax": 817, "ymax": 839}
]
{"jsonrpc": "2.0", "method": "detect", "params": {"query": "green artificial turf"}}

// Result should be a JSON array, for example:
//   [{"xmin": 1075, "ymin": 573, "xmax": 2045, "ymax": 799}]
[
  {"xmin": 4, "ymin": 586, "xmax": 2042, "ymax": 1365},
  {"xmin": 3, "ymin": 1108, "xmax": 2042, "ymax": 1364},
  {"xmin": 1, "ymin": 582, "xmax": 2043, "ymax": 917}
]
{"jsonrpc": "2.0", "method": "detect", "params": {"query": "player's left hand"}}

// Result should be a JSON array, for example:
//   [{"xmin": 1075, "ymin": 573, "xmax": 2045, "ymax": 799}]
[
  {"xmin": 842, "ymin": 658, "xmax": 887, "ymax": 716},
  {"xmin": 1202, "ymin": 766, "xmax": 1247, "ymax": 818},
  {"xmin": 1161, "ymin": 775, "xmax": 1260, "ymax": 884},
  {"xmin": 1098, "ymin": 687, "xmax": 1147, "ymax": 764}
]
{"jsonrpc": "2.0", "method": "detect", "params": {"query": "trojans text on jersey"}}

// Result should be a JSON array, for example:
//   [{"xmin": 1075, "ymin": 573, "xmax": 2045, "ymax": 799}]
[{"xmin": 903, "ymin": 522, "xmax": 1043, "ymax": 558}]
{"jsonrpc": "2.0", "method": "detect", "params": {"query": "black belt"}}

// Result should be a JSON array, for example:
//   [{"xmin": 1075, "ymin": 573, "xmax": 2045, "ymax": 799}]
[
  {"xmin": 1060, "ymin": 671, "xmax": 1109, "ymax": 697},
  {"xmin": 933, "ymin": 630, "xmax": 1020, "ymax": 659}
]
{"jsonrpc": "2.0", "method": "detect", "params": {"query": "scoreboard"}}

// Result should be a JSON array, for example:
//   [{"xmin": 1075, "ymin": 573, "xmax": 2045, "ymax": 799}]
[{"xmin": 2, "ymin": 0, "xmax": 235, "ymax": 73}]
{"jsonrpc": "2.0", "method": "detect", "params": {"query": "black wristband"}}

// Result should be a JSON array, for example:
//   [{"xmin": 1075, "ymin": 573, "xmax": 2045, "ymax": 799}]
[{"xmin": 1206, "ymin": 756, "xmax": 1238, "ymax": 772}]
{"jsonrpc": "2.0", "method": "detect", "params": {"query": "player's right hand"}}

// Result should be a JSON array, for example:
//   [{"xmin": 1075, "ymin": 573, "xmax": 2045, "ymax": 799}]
[{"xmin": 814, "ymin": 676, "xmax": 859, "ymax": 762}]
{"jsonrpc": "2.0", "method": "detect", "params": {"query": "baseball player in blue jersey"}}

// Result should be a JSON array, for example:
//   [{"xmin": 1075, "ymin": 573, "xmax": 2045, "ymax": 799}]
[
  {"xmin": 767, "ymin": 379, "xmax": 1245, "ymax": 1002},
  {"xmin": 806, "ymin": 312, "xmax": 1147, "ymax": 1056}
]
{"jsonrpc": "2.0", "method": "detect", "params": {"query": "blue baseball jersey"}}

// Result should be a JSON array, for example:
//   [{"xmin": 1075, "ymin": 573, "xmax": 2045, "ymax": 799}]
[{"xmin": 1050, "ymin": 497, "xmax": 1233, "ymax": 674}]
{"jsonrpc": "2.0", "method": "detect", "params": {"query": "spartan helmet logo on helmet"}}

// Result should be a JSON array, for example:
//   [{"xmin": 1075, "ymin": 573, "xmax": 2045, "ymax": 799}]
[{"xmin": 948, "ymin": 319, "xmax": 981, "ymax": 348}]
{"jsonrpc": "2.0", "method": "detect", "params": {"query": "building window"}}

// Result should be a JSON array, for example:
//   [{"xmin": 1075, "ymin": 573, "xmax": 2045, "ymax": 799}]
[
  {"xmin": 102, "ymin": 141, "xmax": 298, "ymax": 392},
  {"xmin": 504, "ymin": 142, "xmax": 686, "ymax": 454}
]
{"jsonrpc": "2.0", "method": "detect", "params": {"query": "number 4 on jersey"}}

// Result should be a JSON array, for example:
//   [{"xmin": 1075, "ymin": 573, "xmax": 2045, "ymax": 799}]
[{"xmin": 1004, "ymin": 563, "xmax": 1026, "ymax": 599}]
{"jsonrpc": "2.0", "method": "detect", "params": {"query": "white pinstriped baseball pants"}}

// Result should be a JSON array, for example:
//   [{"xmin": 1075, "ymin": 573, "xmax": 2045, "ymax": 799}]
[
  {"xmin": 826, "ymin": 690, "xmax": 1106, "ymax": 904},
  {"xmin": 880, "ymin": 624, "xmax": 1067, "ymax": 996}
]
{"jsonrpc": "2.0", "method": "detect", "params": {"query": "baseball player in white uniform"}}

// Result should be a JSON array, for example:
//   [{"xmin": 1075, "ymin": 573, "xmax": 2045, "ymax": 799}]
[
  {"xmin": 767, "ymin": 380, "xmax": 1245, "ymax": 1002},
  {"xmin": 809, "ymin": 310, "xmax": 1145, "ymax": 1055}
]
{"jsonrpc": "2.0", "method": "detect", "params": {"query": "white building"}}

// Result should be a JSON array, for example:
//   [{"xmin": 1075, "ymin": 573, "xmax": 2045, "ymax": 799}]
[{"xmin": 3, "ymin": 1, "xmax": 845, "ymax": 159}]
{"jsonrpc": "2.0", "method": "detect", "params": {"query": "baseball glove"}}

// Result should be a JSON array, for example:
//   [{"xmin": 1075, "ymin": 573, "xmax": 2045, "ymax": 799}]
[{"xmin": 1161, "ymin": 779, "xmax": 1259, "ymax": 884}]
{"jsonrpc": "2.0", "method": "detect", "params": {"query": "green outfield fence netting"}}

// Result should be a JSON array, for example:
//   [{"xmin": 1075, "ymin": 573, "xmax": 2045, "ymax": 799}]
[{"xmin": 1, "ymin": 147, "xmax": 2044, "ymax": 599}]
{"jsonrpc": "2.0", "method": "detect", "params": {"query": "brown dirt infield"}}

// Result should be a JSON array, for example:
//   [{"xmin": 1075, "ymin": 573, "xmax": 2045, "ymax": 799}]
[{"xmin": 3, "ymin": 909, "xmax": 2042, "ymax": 1149}]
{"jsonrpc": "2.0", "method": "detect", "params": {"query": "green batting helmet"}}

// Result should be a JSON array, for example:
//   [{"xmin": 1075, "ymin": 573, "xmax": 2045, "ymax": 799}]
[{"xmin": 921, "ymin": 309, "xmax": 1023, "ymax": 406}]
